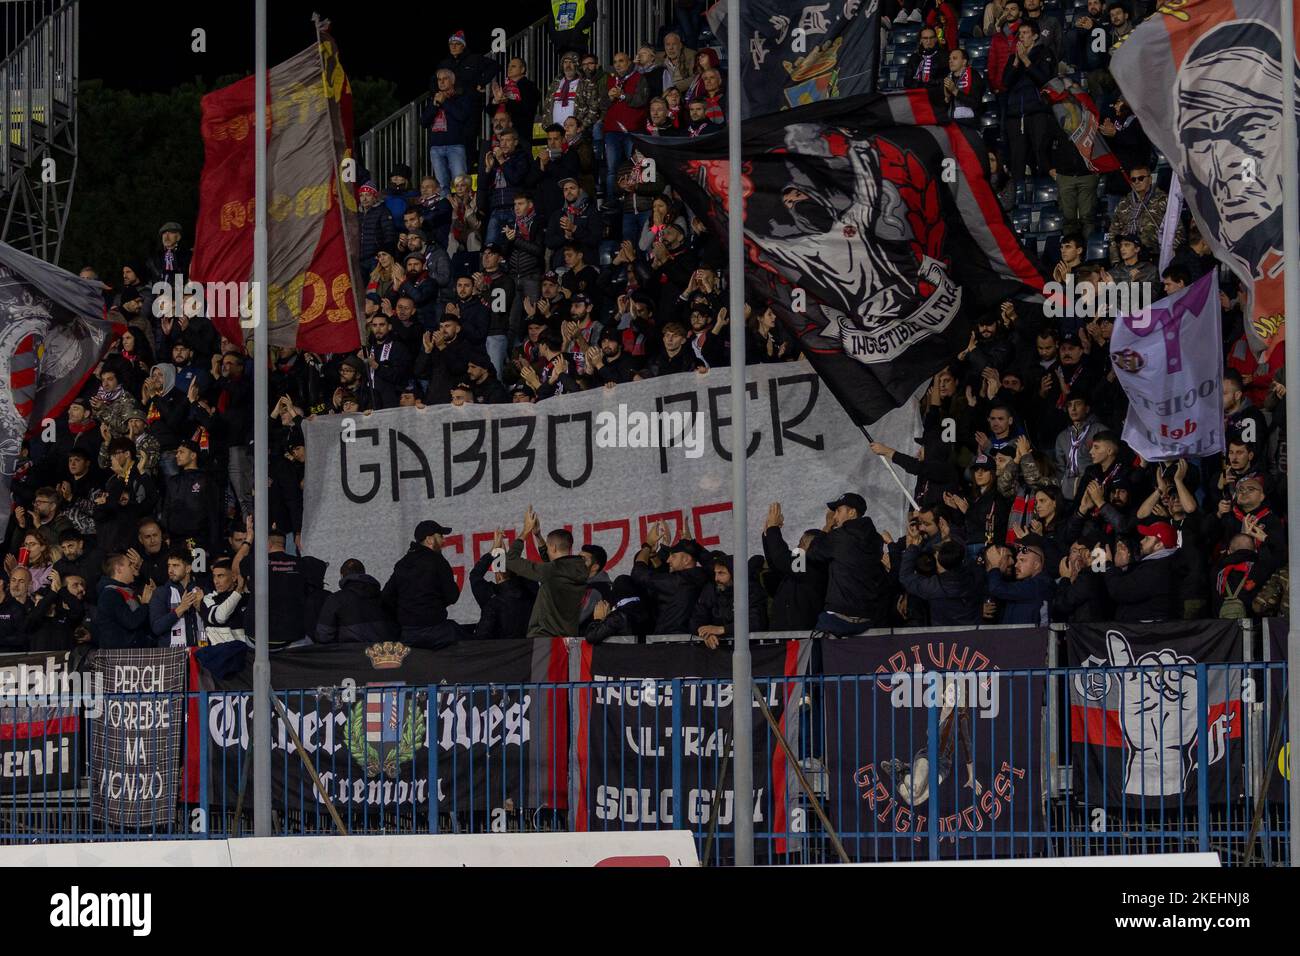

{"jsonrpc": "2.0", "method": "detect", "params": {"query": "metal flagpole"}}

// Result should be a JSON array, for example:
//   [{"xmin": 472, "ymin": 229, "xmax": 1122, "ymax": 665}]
[
  {"xmin": 252, "ymin": 0, "xmax": 272, "ymax": 837},
  {"xmin": 1278, "ymin": 0, "xmax": 1300, "ymax": 868},
  {"xmin": 725, "ymin": 0, "xmax": 754, "ymax": 867}
]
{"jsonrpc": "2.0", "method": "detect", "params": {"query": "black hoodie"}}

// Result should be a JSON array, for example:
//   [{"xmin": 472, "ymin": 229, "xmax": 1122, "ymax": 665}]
[{"xmin": 315, "ymin": 573, "xmax": 395, "ymax": 644}]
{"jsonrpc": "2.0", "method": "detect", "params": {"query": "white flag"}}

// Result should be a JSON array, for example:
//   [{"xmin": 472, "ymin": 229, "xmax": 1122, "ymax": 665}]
[{"xmin": 1111, "ymin": 271, "xmax": 1223, "ymax": 461}]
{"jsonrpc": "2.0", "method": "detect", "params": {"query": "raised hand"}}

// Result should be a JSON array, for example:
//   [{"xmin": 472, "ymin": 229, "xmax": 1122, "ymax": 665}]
[{"xmin": 1106, "ymin": 631, "xmax": 1199, "ymax": 798}]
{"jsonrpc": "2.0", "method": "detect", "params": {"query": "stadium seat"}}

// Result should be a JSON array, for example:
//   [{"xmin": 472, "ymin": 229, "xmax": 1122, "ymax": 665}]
[
  {"xmin": 1031, "ymin": 176, "xmax": 1059, "ymax": 205},
  {"xmin": 1086, "ymin": 230, "xmax": 1109, "ymax": 261},
  {"xmin": 959, "ymin": 14, "xmax": 981, "ymax": 37},
  {"xmin": 960, "ymin": 0, "xmax": 984, "ymax": 14},
  {"xmin": 893, "ymin": 25, "xmax": 921, "ymax": 47},
  {"xmin": 967, "ymin": 36, "xmax": 991, "ymax": 57}
]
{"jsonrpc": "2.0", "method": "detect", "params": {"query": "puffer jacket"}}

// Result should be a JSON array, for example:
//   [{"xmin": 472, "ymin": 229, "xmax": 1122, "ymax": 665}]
[{"xmin": 315, "ymin": 574, "xmax": 396, "ymax": 644}]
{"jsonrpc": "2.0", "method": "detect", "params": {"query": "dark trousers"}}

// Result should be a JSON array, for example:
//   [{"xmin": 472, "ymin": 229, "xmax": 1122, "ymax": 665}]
[{"xmin": 1004, "ymin": 111, "xmax": 1055, "ymax": 182}]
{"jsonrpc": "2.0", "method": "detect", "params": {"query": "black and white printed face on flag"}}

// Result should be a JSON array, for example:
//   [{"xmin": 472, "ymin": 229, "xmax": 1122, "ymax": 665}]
[{"xmin": 637, "ymin": 91, "xmax": 1044, "ymax": 426}]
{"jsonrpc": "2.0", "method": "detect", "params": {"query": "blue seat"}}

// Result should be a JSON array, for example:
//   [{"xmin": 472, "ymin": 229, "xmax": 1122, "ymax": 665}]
[
  {"xmin": 960, "ymin": 0, "xmax": 985, "ymax": 15},
  {"xmin": 893, "ymin": 25, "xmax": 921, "ymax": 46},
  {"xmin": 1032, "ymin": 177, "xmax": 1059, "ymax": 204},
  {"xmin": 1086, "ymin": 231, "xmax": 1108, "ymax": 261},
  {"xmin": 959, "ymin": 14, "xmax": 981, "ymax": 37}
]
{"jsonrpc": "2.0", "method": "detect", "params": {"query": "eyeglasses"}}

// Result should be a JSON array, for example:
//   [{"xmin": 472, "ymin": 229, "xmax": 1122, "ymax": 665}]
[{"xmin": 1130, "ymin": 175, "xmax": 1149, "ymax": 182}]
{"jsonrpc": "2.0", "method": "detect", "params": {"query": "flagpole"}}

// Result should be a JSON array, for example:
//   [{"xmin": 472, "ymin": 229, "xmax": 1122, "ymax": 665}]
[
  {"xmin": 1277, "ymin": 0, "xmax": 1300, "ymax": 869},
  {"xmin": 725, "ymin": 0, "xmax": 754, "ymax": 867},
  {"xmin": 251, "ymin": 0, "xmax": 272, "ymax": 838}
]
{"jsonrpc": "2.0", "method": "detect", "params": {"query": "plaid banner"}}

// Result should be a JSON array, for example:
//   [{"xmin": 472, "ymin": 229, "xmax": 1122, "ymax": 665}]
[{"xmin": 90, "ymin": 649, "xmax": 188, "ymax": 827}]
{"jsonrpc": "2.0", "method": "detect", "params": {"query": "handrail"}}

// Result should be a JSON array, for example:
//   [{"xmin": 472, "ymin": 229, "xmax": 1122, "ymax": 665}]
[{"xmin": 1, "ymin": 0, "xmax": 77, "ymax": 195}]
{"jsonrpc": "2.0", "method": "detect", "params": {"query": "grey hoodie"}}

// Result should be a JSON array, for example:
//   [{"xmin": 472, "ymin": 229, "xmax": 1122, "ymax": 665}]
[{"xmin": 151, "ymin": 362, "xmax": 177, "ymax": 396}]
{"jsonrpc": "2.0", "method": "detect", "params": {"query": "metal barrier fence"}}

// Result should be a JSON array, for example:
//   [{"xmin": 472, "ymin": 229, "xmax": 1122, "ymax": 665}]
[
  {"xmin": 0, "ymin": 641, "xmax": 1290, "ymax": 864},
  {"xmin": 358, "ymin": 0, "xmax": 671, "ymax": 184}
]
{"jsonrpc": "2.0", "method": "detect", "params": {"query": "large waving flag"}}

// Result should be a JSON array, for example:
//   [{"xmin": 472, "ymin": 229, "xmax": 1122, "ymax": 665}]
[
  {"xmin": 190, "ymin": 23, "xmax": 363, "ymax": 353},
  {"xmin": 636, "ymin": 89, "xmax": 1045, "ymax": 427},
  {"xmin": 706, "ymin": 0, "xmax": 880, "ymax": 118},
  {"xmin": 1110, "ymin": 0, "xmax": 1295, "ymax": 361},
  {"xmin": 1041, "ymin": 76, "xmax": 1121, "ymax": 175},
  {"xmin": 1111, "ymin": 270, "xmax": 1224, "ymax": 461},
  {"xmin": 0, "ymin": 242, "xmax": 118, "ymax": 515}
]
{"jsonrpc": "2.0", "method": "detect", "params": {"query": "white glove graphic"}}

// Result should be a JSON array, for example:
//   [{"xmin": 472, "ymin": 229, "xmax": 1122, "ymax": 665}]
[{"xmin": 1106, "ymin": 631, "xmax": 1198, "ymax": 797}]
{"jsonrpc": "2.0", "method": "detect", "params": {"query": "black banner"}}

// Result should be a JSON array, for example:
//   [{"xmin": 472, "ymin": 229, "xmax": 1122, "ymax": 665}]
[
  {"xmin": 90, "ymin": 648, "xmax": 187, "ymax": 827},
  {"xmin": 1067, "ymin": 621, "xmax": 1245, "ymax": 808},
  {"xmin": 637, "ymin": 90, "xmax": 1045, "ymax": 427},
  {"xmin": 0, "ymin": 651, "xmax": 81, "ymax": 796},
  {"xmin": 822, "ymin": 629, "xmax": 1048, "ymax": 859},
  {"xmin": 204, "ymin": 639, "xmax": 568, "ymax": 824},
  {"xmin": 707, "ymin": 0, "xmax": 879, "ymax": 117},
  {"xmin": 576, "ymin": 641, "xmax": 805, "ymax": 846}
]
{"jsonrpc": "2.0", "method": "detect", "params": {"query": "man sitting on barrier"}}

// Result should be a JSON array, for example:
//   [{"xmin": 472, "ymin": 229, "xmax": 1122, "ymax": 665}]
[
  {"xmin": 381, "ymin": 519, "xmax": 466, "ymax": 647},
  {"xmin": 631, "ymin": 519, "xmax": 710, "ymax": 635},
  {"xmin": 504, "ymin": 506, "xmax": 589, "ymax": 639},
  {"xmin": 803, "ymin": 492, "xmax": 888, "ymax": 637}
]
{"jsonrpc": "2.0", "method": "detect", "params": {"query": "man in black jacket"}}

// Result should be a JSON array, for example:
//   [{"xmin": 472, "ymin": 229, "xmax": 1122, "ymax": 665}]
[
  {"xmin": 690, "ymin": 553, "xmax": 768, "ymax": 649},
  {"xmin": 381, "ymin": 519, "xmax": 465, "ymax": 647},
  {"xmin": 364, "ymin": 313, "xmax": 415, "ymax": 410},
  {"xmin": 503, "ymin": 191, "xmax": 546, "ymax": 343},
  {"xmin": 898, "ymin": 537, "xmax": 984, "ymax": 626},
  {"xmin": 630, "ymin": 521, "xmax": 710, "ymax": 634},
  {"xmin": 93, "ymin": 554, "xmax": 156, "ymax": 649},
  {"xmin": 805, "ymin": 492, "xmax": 887, "ymax": 635},
  {"xmin": 905, "ymin": 27, "xmax": 948, "ymax": 91},
  {"xmin": 760, "ymin": 506, "xmax": 827, "ymax": 631},
  {"xmin": 1001, "ymin": 20, "xmax": 1056, "ymax": 186},
  {"xmin": 1104, "ymin": 522, "xmax": 1179, "ymax": 622},
  {"xmin": 163, "ymin": 440, "xmax": 222, "ymax": 557},
  {"xmin": 943, "ymin": 48, "xmax": 986, "ymax": 123},
  {"xmin": 315, "ymin": 559, "xmax": 395, "ymax": 644},
  {"xmin": 470, "ymin": 532, "xmax": 538, "ymax": 639}
]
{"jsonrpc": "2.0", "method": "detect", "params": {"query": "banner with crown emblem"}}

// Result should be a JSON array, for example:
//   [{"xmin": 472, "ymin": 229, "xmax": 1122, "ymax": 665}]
[
  {"xmin": 706, "ymin": 0, "xmax": 880, "ymax": 118},
  {"xmin": 203, "ymin": 639, "xmax": 568, "ymax": 820}
]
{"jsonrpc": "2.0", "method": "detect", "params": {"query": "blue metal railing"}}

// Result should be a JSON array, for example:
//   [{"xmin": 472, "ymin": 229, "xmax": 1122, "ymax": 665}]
[{"xmin": 0, "ymin": 651, "xmax": 1290, "ymax": 865}]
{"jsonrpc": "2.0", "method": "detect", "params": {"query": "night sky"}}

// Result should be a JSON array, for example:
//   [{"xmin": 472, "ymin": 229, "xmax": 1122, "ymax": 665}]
[{"xmin": 78, "ymin": 1, "xmax": 543, "ymax": 101}]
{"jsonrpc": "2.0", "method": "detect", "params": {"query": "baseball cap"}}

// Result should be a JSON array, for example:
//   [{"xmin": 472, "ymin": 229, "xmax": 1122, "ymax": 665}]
[
  {"xmin": 158, "ymin": 221, "xmax": 182, "ymax": 234},
  {"xmin": 414, "ymin": 519, "xmax": 452, "ymax": 541},
  {"xmin": 557, "ymin": 176, "xmax": 579, "ymax": 187},
  {"xmin": 178, "ymin": 438, "xmax": 201, "ymax": 455},
  {"xmin": 482, "ymin": 241, "xmax": 505, "ymax": 255},
  {"xmin": 1137, "ymin": 520, "xmax": 1177, "ymax": 550},
  {"xmin": 971, "ymin": 453, "xmax": 994, "ymax": 471},
  {"xmin": 1060, "ymin": 332, "xmax": 1082, "ymax": 347},
  {"xmin": 826, "ymin": 492, "xmax": 866, "ymax": 514},
  {"xmin": 571, "ymin": 292, "xmax": 591, "ymax": 305},
  {"xmin": 542, "ymin": 271, "xmax": 559, "ymax": 284}
]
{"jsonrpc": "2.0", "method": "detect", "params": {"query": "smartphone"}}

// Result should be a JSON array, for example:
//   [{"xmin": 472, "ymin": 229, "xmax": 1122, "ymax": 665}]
[{"xmin": 16, "ymin": 547, "xmax": 29, "ymax": 566}]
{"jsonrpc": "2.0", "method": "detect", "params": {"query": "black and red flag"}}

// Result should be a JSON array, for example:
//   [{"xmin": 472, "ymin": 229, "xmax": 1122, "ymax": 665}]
[{"xmin": 636, "ymin": 89, "xmax": 1045, "ymax": 427}]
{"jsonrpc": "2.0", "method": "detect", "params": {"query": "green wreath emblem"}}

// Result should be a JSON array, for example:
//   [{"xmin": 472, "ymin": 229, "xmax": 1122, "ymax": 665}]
[{"xmin": 347, "ymin": 692, "xmax": 427, "ymax": 781}]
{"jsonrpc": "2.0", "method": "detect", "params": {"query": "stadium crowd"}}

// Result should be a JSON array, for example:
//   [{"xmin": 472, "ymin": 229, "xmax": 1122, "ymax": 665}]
[{"xmin": 0, "ymin": 0, "xmax": 1288, "ymax": 653}]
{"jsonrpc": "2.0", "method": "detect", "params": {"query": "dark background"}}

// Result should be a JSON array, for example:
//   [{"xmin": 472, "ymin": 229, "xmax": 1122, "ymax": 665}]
[
  {"xmin": 62, "ymin": 1, "xmax": 544, "ymax": 274},
  {"xmin": 79, "ymin": 2, "xmax": 541, "ymax": 101}
]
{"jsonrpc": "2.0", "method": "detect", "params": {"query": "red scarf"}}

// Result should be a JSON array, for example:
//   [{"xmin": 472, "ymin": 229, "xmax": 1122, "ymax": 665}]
[{"xmin": 514, "ymin": 210, "xmax": 536, "ymax": 240}]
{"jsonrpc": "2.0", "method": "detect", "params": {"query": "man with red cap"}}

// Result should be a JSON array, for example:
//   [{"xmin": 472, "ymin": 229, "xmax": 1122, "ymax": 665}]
[
  {"xmin": 357, "ymin": 182, "xmax": 396, "ymax": 273},
  {"xmin": 1104, "ymin": 520, "xmax": 1179, "ymax": 622}
]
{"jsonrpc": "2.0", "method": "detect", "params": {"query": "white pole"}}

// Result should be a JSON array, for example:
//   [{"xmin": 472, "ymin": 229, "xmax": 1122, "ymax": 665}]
[
  {"xmin": 725, "ymin": 0, "xmax": 753, "ymax": 867},
  {"xmin": 252, "ymin": 0, "xmax": 272, "ymax": 837},
  {"xmin": 1277, "ymin": 0, "xmax": 1300, "ymax": 868}
]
